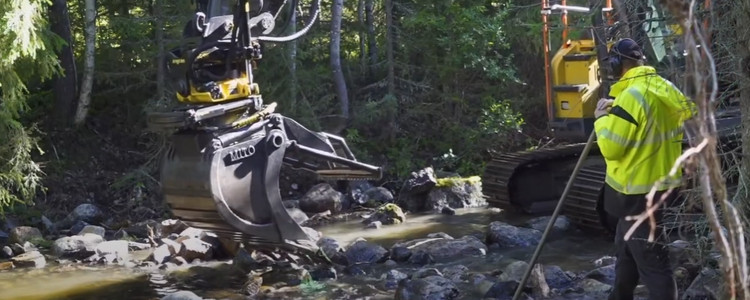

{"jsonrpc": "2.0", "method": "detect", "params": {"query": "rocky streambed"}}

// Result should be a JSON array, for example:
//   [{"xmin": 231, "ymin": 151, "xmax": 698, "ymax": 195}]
[{"xmin": 0, "ymin": 167, "xmax": 725, "ymax": 300}]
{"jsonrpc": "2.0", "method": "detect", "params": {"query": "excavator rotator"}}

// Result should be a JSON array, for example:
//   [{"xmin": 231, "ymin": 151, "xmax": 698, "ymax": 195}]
[{"xmin": 147, "ymin": 0, "xmax": 382, "ymax": 252}]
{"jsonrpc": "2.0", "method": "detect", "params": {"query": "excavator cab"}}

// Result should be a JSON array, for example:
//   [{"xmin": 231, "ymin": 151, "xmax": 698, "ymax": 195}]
[{"xmin": 148, "ymin": 0, "xmax": 382, "ymax": 252}]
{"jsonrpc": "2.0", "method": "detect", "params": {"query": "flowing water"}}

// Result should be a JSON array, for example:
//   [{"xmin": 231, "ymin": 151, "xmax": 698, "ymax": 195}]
[{"xmin": 0, "ymin": 208, "xmax": 616, "ymax": 300}]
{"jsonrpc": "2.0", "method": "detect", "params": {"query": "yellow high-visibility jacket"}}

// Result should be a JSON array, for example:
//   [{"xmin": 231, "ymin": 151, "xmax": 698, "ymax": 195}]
[{"xmin": 594, "ymin": 66, "xmax": 695, "ymax": 195}]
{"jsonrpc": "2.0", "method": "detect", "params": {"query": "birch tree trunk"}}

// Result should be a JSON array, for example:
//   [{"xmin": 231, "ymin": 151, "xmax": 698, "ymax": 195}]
[
  {"xmin": 49, "ymin": 0, "xmax": 78, "ymax": 125},
  {"xmin": 330, "ymin": 0, "xmax": 349, "ymax": 133},
  {"xmin": 74, "ymin": 0, "xmax": 96, "ymax": 126}
]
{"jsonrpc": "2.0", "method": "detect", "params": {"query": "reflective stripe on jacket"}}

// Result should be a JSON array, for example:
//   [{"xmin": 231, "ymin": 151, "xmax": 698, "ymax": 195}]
[{"xmin": 594, "ymin": 66, "xmax": 695, "ymax": 195}]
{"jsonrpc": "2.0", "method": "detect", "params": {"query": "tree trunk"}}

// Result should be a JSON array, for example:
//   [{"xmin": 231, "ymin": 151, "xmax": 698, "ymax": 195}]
[
  {"xmin": 155, "ymin": 0, "xmax": 166, "ymax": 101},
  {"xmin": 49, "ymin": 0, "xmax": 78, "ymax": 125},
  {"xmin": 289, "ymin": 2, "xmax": 297, "ymax": 106},
  {"xmin": 365, "ymin": 0, "xmax": 377, "ymax": 77},
  {"xmin": 358, "ymin": 0, "xmax": 366, "ymax": 74},
  {"xmin": 330, "ymin": 0, "xmax": 349, "ymax": 133},
  {"xmin": 385, "ymin": 0, "xmax": 395, "ymax": 95},
  {"xmin": 74, "ymin": 0, "xmax": 96, "ymax": 126}
]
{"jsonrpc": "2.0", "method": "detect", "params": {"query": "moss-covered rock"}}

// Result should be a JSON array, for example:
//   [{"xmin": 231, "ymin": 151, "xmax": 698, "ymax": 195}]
[
  {"xmin": 425, "ymin": 176, "xmax": 485, "ymax": 212},
  {"xmin": 363, "ymin": 203, "xmax": 406, "ymax": 226}
]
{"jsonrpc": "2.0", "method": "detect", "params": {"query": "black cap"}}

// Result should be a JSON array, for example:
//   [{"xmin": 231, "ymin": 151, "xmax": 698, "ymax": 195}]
[{"xmin": 613, "ymin": 38, "xmax": 646, "ymax": 61}]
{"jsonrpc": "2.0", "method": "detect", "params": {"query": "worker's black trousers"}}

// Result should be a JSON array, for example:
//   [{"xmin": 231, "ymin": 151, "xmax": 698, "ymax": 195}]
[{"xmin": 604, "ymin": 185, "xmax": 678, "ymax": 300}]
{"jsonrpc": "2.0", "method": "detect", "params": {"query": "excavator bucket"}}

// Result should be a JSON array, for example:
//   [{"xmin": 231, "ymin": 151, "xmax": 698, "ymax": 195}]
[{"xmin": 161, "ymin": 112, "xmax": 382, "ymax": 252}]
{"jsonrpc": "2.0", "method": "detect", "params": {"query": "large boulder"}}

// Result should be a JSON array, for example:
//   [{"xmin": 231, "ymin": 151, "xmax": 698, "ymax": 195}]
[
  {"xmin": 485, "ymin": 221, "xmax": 542, "ymax": 248},
  {"xmin": 8, "ymin": 226, "xmax": 43, "ymax": 244},
  {"xmin": 53, "ymin": 233, "xmax": 104, "ymax": 259},
  {"xmin": 393, "ymin": 235, "xmax": 486, "ymax": 262},
  {"xmin": 299, "ymin": 183, "xmax": 343, "ymax": 214},
  {"xmin": 425, "ymin": 177, "xmax": 485, "ymax": 212},
  {"xmin": 395, "ymin": 276, "xmax": 460, "ymax": 300},
  {"xmin": 397, "ymin": 167, "xmax": 438, "ymax": 212},
  {"xmin": 56, "ymin": 204, "xmax": 105, "ymax": 229},
  {"xmin": 359, "ymin": 187, "xmax": 395, "ymax": 208}
]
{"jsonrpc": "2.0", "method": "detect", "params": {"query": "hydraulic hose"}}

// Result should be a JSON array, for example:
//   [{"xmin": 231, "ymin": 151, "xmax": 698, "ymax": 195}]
[
  {"xmin": 257, "ymin": 0, "xmax": 319, "ymax": 42},
  {"xmin": 511, "ymin": 131, "xmax": 597, "ymax": 300}
]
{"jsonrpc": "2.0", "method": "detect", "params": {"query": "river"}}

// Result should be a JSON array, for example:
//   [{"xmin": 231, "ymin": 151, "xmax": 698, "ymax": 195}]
[{"xmin": 0, "ymin": 208, "xmax": 616, "ymax": 300}]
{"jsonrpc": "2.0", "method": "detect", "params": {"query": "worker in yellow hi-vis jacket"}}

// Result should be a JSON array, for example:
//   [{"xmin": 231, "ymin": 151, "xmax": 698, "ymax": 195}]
[{"xmin": 594, "ymin": 38, "xmax": 696, "ymax": 300}]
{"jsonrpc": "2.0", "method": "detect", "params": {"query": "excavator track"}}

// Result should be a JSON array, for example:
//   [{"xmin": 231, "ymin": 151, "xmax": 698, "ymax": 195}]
[
  {"xmin": 562, "ymin": 164, "xmax": 612, "ymax": 233},
  {"xmin": 483, "ymin": 143, "xmax": 610, "ymax": 231}
]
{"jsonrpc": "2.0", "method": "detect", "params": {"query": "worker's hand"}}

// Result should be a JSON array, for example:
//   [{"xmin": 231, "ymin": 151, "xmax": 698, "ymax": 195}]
[{"xmin": 595, "ymin": 98, "xmax": 615, "ymax": 118}]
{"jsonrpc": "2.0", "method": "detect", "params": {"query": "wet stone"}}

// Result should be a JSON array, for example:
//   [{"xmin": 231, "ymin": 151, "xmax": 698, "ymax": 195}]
[
  {"xmin": 585, "ymin": 264, "xmax": 616, "ymax": 285},
  {"xmin": 383, "ymin": 269, "xmax": 408, "ymax": 290},
  {"xmin": 69, "ymin": 221, "xmax": 90, "ymax": 235},
  {"xmin": 412, "ymin": 268, "xmax": 442, "ymax": 279},
  {"xmin": 390, "ymin": 246, "xmax": 412, "ymax": 262},
  {"xmin": 1, "ymin": 246, "xmax": 12, "ymax": 258},
  {"xmin": 395, "ymin": 275, "xmax": 460, "ymax": 300},
  {"xmin": 407, "ymin": 250, "xmax": 435, "ymax": 266},
  {"xmin": 442, "ymin": 265, "xmax": 469, "ymax": 282},
  {"xmin": 486, "ymin": 221, "xmax": 542, "ymax": 248},
  {"xmin": 359, "ymin": 187, "xmax": 395, "ymax": 208},
  {"xmin": 78, "ymin": 225, "xmax": 106, "ymax": 238},
  {"xmin": 10, "ymin": 243, "xmax": 25, "ymax": 256},
  {"xmin": 161, "ymin": 290, "xmax": 202, "ymax": 300},
  {"xmin": 543, "ymin": 265, "xmax": 574, "ymax": 289},
  {"xmin": 366, "ymin": 221, "xmax": 382, "ymax": 229},
  {"xmin": 178, "ymin": 238, "xmax": 214, "ymax": 262},
  {"xmin": 53, "ymin": 233, "xmax": 104, "ymax": 259},
  {"xmin": 11, "ymin": 250, "xmax": 46, "ymax": 268},
  {"xmin": 344, "ymin": 240, "xmax": 388, "ymax": 265}
]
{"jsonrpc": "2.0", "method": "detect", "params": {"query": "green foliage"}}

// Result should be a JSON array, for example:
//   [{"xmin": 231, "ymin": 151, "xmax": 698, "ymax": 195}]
[
  {"xmin": 299, "ymin": 277, "xmax": 326, "ymax": 294},
  {"xmin": 0, "ymin": 0, "xmax": 62, "ymax": 215}
]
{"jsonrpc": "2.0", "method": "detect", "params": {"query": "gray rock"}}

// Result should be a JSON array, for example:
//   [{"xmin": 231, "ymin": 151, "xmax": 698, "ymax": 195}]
[
  {"xmin": 498, "ymin": 260, "xmax": 529, "ymax": 282},
  {"xmin": 577, "ymin": 278, "xmax": 612, "ymax": 294},
  {"xmin": 178, "ymin": 238, "xmax": 214, "ymax": 262},
  {"xmin": 124, "ymin": 220, "xmax": 159, "ymax": 238},
  {"xmin": 486, "ymin": 221, "xmax": 542, "ymax": 248},
  {"xmin": 441, "ymin": 207, "xmax": 456, "ymax": 215},
  {"xmin": 317, "ymin": 237, "xmax": 346, "ymax": 265},
  {"xmin": 78, "ymin": 225, "xmax": 106, "ymax": 238},
  {"xmin": 427, "ymin": 232, "xmax": 453, "ymax": 239},
  {"xmin": 53, "ymin": 233, "xmax": 104, "ymax": 259},
  {"xmin": 21, "ymin": 241, "xmax": 38, "ymax": 252},
  {"xmin": 425, "ymin": 179, "xmax": 485, "ymax": 212},
  {"xmin": 366, "ymin": 221, "xmax": 382, "ymax": 229},
  {"xmin": 158, "ymin": 219, "xmax": 189, "ymax": 237},
  {"xmin": 302, "ymin": 227, "xmax": 321, "ymax": 243},
  {"xmin": 286, "ymin": 207, "xmax": 309, "ymax": 225},
  {"xmin": 151, "ymin": 243, "xmax": 175, "ymax": 264},
  {"xmin": 384, "ymin": 260, "xmax": 398, "ymax": 267},
  {"xmin": 10, "ymin": 243, "xmax": 25, "ymax": 255},
  {"xmin": 1, "ymin": 245, "xmax": 12, "ymax": 258},
  {"xmin": 442, "ymin": 265, "xmax": 469, "ymax": 282},
  {"xmin": 11, "ymin": 250, "xmax": 46, "ymax": 268},
  {"xmin": 682, "ymin": 268, "xmax": 724, "ymax": 299},
  {"xmin": 412, "ymin": 268, "xmax": 443, "ymax": 279},
  {"xmin": 360, "ymin": 187, "xmax": 395, "ymax": 208},
  {"xmin": 397, "ymin": 167, "xmax": 438, "ymax": 212},
  {"xmin": 593, "ymin": 255, "xmax": 616, "ymax": 267},
  {"xmin": 70, "ymin": 220, "xmax": 90, "ymax": 235},
  {"xmin": 384, "ymin": 269, "xmax": 409, "ymax": 290},
  {"xmin": 585, "ymin": 264, "xmax": 615, "ymax": 285},
  {"xmin": 390, "ymin": 246, "xmax": 412, "ymax": 262},
  {"xmin": 363, "ymin": 203, "xmax": 406, "ymax": 225},
  {"xmin": 113, "ymin": 229, "xmax": 130, "ymax": 240},
  {"xmin": 41, "ymin": 216, "xmax": 56, "ymax": 233},
  {"xmin": 9, "ymin": 226, "xmax": 43, "ymax": 244},
  {"xmin": 61, "ymin": 204, "xmax": 105, "ymax": 227},
  {"xmin": 90, "ymin": 240, "xmax": 130, "ymax": 264},
  {"xmin": 299, "ymin": 183, "xmax": 343, "ymax": 214},
  {"xmin": 344, "ymin": 240, "xmax": 388, "ymax": 265},
  {"xmin": 161, "ymin": 291, "xmax": 202, "ymax": 300},
  {"xmin": 408, "ymin": 250, "xmax": 436, "ymax": 266},
  {"xmin": 543, "ymin": 265, "xmax": 573, "ymax": 289},
  {"xmin": 393, "ymin": 235, "xmax": 486, "ymax": 262},
  {"xmin": 179, "ymin": 227, "xmax": 204, "ymax": 239},
  {"xmin": 483, "ymin": 281, "xmax": 524, "ymax": 300},
  {"xmin": 395, "ymin": 275, "xmax": 460, "ymax": 300},
  {"xmin": 526, "ymin": 215, "xmax": 572, "ymax": 233},
  {"xmin": 347, "ymin": 180, "xmax": 375, "ymax": 206}
]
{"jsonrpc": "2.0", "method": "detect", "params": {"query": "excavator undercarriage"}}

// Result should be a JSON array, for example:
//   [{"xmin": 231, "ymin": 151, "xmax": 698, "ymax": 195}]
[{"xmin": 147, "ymin": 0, "xmax": 382, "ymax": 252}]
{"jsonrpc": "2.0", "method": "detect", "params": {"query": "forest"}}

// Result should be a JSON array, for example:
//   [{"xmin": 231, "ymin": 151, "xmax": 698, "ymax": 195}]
[{"xmin": 2, "ymin": 0, "xmax": 750, "ymax": 299}]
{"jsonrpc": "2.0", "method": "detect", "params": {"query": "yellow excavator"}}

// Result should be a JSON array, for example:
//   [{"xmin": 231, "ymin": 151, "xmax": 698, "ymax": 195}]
[
  {"xmin": 481, "ymin": 0, "xmax": 740, "ymax": 232},
  {"xmin": 147, "ymin": 0, "xmax": 382, "ymax": 252}
]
